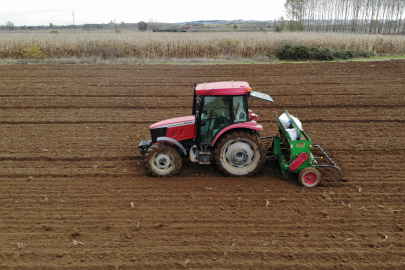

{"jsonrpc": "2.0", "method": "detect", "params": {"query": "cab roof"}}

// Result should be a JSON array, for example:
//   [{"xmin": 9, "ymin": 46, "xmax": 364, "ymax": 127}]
[{"xmin": 196, "ymin": 81, "xmax": 249, "ymax": 96}]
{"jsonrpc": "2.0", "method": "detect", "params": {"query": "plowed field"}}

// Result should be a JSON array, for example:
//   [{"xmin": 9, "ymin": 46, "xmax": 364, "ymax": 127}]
[{"xmin": 1, "ymin": 61, "xmax": 404, "ymax": 269}]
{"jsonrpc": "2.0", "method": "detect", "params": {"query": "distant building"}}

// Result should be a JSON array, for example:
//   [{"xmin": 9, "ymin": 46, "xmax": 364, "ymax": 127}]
[{"xmin": 181, "ymin": 26, "xmax": 190, "ymax": 32}]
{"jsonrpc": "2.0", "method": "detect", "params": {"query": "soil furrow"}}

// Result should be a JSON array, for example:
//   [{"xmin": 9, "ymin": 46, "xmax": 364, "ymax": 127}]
[{"xmin": 0, "ymin": 61, "xmax": 404, "ymax": 269}]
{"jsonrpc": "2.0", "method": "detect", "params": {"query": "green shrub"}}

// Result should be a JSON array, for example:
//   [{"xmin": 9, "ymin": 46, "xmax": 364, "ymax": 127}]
[
  {"xmin": 275, "ymin": 44, "xmax": 375, "ymax": 61},
  {"xmin": 50, "ymin": 30, "xmax": 59, "ymax": 34},
  {"xmin": 287, "ymin": 22, "xmax": 304, "ymax": 31},
  {"xmin": 358, "ymin": 50, "xmax": 375, "ymax": 58},
  {"xmin": 23, "ymin": 46, "xmax": 45, "ymax": 59},
  {"xmin": 84, "ymin": 42, "xmax": 126, "ymax": 58},
  {"xmin": 217, "ymin": 38, "xmax": 240, "ymax": 55}
]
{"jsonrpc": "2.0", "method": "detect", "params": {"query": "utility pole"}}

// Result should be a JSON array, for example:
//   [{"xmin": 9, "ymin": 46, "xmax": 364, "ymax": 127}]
[{"xmin": 72, "ymin": 12, "xmax": 75, "ymax": 32}]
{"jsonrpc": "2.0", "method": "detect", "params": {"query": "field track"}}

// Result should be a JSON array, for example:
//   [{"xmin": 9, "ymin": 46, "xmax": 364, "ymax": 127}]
[{"xmin": 0, "ymin": 61, "xmax": 404, "ymax": 269}]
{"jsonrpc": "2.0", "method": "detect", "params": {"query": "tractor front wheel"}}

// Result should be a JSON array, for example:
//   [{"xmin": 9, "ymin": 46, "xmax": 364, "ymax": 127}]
[
  {"xmin": 144, "ymin": 143, "xmax": 182, "ymax": 177},
  {"xmin": 298, "ymin": 167, "xmax": 321, "ymax": 187},
  {"xmin": 215, "ymin": 131, "xmax": 265, "ymax": 176}
]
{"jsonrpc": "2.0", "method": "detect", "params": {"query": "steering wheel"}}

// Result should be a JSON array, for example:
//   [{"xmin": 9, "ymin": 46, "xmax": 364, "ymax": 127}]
[{"xmin": 209, "ymin": 109, "xmax": 218, "ymax": 118}]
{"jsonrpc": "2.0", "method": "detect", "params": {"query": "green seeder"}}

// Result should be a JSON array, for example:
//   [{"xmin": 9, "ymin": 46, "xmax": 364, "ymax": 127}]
[{"xmin": 264, "ymin": 110, "xmax": 344, "ymax": 187}]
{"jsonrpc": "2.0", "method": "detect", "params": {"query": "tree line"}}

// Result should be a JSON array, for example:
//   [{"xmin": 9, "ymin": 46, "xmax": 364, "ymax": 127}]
[{"xmin": 284, "ymin": 0, "xmax": 405, "ymax": 34}]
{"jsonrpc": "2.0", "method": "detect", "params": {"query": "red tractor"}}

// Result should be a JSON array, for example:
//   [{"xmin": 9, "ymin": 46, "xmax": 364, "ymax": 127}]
[{"xmin": 138, "ymin": 81, "xmax": 274, "ymax": 177}]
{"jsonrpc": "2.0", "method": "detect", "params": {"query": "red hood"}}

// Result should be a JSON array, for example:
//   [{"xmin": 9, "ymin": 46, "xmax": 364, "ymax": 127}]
[{"xmin": 150, "ymin": 116, "xmax": 195, "ymax": 129}]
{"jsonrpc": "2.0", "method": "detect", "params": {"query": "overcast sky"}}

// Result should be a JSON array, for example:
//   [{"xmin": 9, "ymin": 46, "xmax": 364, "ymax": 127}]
[{"xmin": 2, "ymin": 0, "xmax": 286, "ymax": 26}]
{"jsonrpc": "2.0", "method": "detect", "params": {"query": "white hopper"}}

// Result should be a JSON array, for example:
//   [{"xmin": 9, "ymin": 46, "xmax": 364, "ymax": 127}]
[
  {"xmin": 286, "ymin": 128, "xmax": 299, "ymax": 141},
  {"xmin": 291, "ymin": 115, "xmax": 303, "ymax": 130},
  {"xmin": 279, "ymin": 113, "xmax": 291, "ymax": 129}
]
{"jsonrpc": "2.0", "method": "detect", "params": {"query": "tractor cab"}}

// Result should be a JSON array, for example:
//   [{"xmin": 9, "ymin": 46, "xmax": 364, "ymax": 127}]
[
  {"xmin": 199, "ymin": 95, "xmax": 245, "ymax": 143},
  {"xmin": 193, "ymin": 81, "xmax": 273, "ymax": 145}
]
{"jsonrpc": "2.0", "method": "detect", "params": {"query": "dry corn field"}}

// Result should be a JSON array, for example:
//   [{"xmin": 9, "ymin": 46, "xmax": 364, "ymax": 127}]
[{"xmin": 1, "ymin": 32, "xmax": 405, "ymax": 59}]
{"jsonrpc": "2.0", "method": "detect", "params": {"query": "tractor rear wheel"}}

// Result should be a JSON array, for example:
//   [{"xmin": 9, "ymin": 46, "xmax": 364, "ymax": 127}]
[
  {"xmin": 298, "ymin": 167, "xmax": 321, "ymax": 187},
  {"xmin": 215, "ymin": 131, "xmax": 265, "ymax": 176},
  {"xmin": 144, "ymin": 143, "xmax": 182, "ymax": 177}
]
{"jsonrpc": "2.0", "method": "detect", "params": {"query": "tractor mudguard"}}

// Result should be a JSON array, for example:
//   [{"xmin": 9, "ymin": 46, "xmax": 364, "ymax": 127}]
[
  {"xmin": 211, "ymin": 122, "xmax": 262, "ymax": 146},
  {"xmin": 138, "ymin": 140, "xmax": 152, "ymax": 156},
  {"xmin": 156, "ymin": 137, "xmax": 187, "ymax": 156}
]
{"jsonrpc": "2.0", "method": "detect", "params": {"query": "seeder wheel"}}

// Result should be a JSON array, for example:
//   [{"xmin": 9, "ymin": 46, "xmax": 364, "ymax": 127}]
[{"xmin": 298, "ymin": 167, "xmax": 321, "ymax": 187}]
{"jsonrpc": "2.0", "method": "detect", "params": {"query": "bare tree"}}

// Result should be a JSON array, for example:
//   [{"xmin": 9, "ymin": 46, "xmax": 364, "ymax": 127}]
[
  {"xmin": 147, "ymin": 18, "xmax": 159, "ymax": 31},
  {"xmin": 397, "ymin": 0, "xmax": 405, "ymax": 33},
  {"xmin": 138, "ymin": 21, "xmax": 147, "ymax": 32},
  {"xmin": 284, "ymin": 0, "xmax": 405, "ymax": 34},
  {"xmin": 6, "ymin": 21, "xmax": 14, "ymax": 30}
]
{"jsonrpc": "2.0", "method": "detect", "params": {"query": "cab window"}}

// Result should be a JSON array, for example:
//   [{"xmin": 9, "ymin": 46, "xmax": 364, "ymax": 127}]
[
  {"xmin": 200, "ymin": 96, "xmax": 231, "ymax": 143},
  {"xmin": 233, "ymin": 96, "xmax": 247, "ymax": 122}
]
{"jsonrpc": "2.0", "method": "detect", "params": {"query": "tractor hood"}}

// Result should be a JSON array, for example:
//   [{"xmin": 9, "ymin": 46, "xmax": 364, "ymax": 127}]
[{"xmin": 150, "ymin": 116, "xmax": 195, "ymax": 129}]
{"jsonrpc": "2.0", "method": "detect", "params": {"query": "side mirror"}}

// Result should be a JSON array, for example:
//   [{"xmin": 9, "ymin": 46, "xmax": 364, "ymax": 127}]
[{"xmin": 200, "ymin": 119, "xmax": 206, "ymax": 126}]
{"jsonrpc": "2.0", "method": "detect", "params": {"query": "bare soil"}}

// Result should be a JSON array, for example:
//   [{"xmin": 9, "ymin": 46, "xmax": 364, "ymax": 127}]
[{"xmin": 0, "ymin": 61, "xmax": 404, "ymax": 269}]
